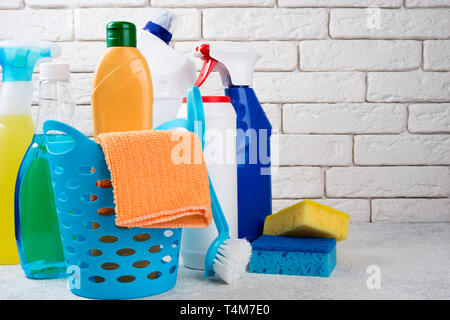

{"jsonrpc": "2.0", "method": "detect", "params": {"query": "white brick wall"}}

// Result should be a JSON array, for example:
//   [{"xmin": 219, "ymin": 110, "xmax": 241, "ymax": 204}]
[{"xmin": 2, "ymin": 1, "xmax": 449, "ymax": 223}]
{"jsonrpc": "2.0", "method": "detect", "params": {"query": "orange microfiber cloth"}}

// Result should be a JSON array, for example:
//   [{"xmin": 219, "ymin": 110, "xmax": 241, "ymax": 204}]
[{"xmin": 96, "ymin": 130, "xmax": 212, "ymax": 229}]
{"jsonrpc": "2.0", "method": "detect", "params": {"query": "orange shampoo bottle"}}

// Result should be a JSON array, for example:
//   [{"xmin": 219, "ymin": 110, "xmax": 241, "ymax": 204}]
[{"xmin": 92, "ymin": 21, "xmax": 153, "ymax": 136}]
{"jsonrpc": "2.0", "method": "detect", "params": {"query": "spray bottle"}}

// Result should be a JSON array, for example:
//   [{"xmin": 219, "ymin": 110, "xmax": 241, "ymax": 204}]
[
  {"xmin": 194, "ymin": 44, "xmax": 272, "ymax": 243},
  {"xmin": 0, "ymin": 39, "xmax": 60, "ymax": 264}
]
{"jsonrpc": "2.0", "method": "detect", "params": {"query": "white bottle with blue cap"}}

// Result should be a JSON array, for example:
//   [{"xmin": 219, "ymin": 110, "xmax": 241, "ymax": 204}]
[{"xmin": 138, "ymin": 9, "xmax": 196, "ymax": 128}]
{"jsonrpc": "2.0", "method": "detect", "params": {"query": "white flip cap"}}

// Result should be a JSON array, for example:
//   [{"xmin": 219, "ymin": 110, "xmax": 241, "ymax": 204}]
[
  {"xmin": 151, "ymin": 9, "xmax": 176, "ymax": 31},
  {"xmin": 40, "ymin": 62, "xmax": 70, "ymax": 81}
]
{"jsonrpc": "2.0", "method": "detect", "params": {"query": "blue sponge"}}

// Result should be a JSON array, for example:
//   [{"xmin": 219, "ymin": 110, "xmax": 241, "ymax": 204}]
[{"xmin": 249, "ymin": 235, "xmax": 336, "ymax": 277}]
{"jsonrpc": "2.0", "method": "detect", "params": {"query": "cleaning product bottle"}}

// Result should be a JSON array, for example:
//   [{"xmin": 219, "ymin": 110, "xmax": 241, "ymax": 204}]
[
  {"xmin": 138, "ymin": 9, "xmax": 196, "ymax": 128},
  {"xmin": 15, "ymin": 62, "xmax": 74, "ymax": 279},
  {"xmin": 92, "ymin": 21, "xmax": 153, "ymax": 136},
  {"xmin": 194, "ymin": 44, "xmax": 272, "ymax": 243},
  {"xmin": 178, "ymin": 96, "xmax": 238, "ymax": 270},
  {"xmin": 0, "ymin": 38, "xmax": 60, "ymax": 265}
]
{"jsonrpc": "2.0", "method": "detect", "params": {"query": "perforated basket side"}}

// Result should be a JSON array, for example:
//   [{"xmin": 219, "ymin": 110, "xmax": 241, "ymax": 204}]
[{"xmin": 45, "ymin": 120, "xmax": 181, "ymax": 299}]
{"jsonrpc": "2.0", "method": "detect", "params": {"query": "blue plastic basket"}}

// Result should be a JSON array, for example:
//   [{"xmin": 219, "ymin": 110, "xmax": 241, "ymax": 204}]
[{"xmin": 43, "ymin": 120, "xmax": 181, "ymax": 300}]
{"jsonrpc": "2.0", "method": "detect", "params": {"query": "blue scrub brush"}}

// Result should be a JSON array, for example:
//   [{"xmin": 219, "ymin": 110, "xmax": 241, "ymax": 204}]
[
  {"xmin": 204, "ymin": 180, "xmax": 252, "ymax": 284},
  {"xmin": 158, "ymin": 86, "xmax": 252, "ymax": 284},
  {"xmin": 186, "ymin": 86, "xmax": 251, "ymax": 284}
]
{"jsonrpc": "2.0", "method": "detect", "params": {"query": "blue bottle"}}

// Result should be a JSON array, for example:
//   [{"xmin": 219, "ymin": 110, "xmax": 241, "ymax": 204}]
[
  {"xmin": 194, "ymin": 44, "xmax": 272, "ymax": 242},
  {"xmin": 15, "ymin": 62, "xmax": 75, "ymax": 279}
]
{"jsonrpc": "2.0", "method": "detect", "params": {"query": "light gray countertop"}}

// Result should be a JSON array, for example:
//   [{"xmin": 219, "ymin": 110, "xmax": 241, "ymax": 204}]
[{"xmin": 1, "ymin": 222, "xmax": 449, "ymax": 300}]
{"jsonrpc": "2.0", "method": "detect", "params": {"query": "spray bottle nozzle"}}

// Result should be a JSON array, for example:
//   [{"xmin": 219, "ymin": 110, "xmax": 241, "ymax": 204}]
[
  {"xmin": 194, "ymin": 44, "xmax": 219, "ymax": 87},
  {"xmin": 194, "ymin": 43, "xmax": 262, "ymax": 88},
  {"xmin": 0, "ymin": 38, "xmax": 61, "ymax": 82}
]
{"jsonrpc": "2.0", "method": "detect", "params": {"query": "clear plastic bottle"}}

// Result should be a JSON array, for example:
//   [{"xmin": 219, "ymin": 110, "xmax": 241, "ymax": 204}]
[{"xmin": 15, "ymin": 62, "xmax": 75, "ymax": 279}]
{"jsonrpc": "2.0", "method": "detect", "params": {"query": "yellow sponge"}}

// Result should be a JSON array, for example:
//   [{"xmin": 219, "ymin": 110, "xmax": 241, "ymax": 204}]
[{"xmin": 263, "ymin": 200, "xmax": 350, "ymax": 241}]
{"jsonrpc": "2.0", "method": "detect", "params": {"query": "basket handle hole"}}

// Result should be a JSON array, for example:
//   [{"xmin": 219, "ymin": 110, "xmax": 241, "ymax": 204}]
[
  {"xmin": 164, "ymin": 230, "xmax": 174, "ymax": 238},
  {"xmin": 99, "ymin": 235, "xmax": 118, "ymax": 243},
  {"xmin": 78, "ymin": 166, "xmax": 96, "ymax": 175},
  {"xmin": 132, "ymin": 260, "xmax": 150, "ymax": 269},
  {"xmin": 116, "ymin": 248, "xmax": 135, "ymax": 256},
  {"xmin": 133, "ymin": 233, "xmax": 151, "ymax": 242},
  {"xmin": 72, "ymin": 234, "xmax": 86, "ymax": 243},
  {"xmin": 46, "ymin": 132, "xmax": 75, "ymax": 155},
  {"xmin": 101, "ymin": 263, "xmax": 120, "ymax": 270},
  {"xmin": 83, "ymin": 221, "xmax": 101, "ymax": 230},
  {"xmin": 97, "ymin": 208, "xmax": 115, "ymax": 217},
  {"xmin": 96, "ymin": 180, "xmax": 113, "ymax": 188},
  {"xmin": 149, "ymin": 245, "xmax": 162, "ymax": 253},
  {"xmin": 68, "ymin": 207, "xmax": 82, "ymax": 216},
  {"xmin": 117, "ymin": 275, "xmax": 136, "ymax": 283},
  {"xmin": 88, "ymin": 249, "xmax": 103, "ymax": 257},
  {"xmin": 147, "ymin": 272, "xmax": 161, "ymax": 280},
  {"xmin": 161, "ymin": 255, "xmax": 172, "ymax": 264},
  {"xmin": 65, "ymin": 179, "xmax": 80, "ymax": 190},
  {"xmin": 88, "ymin": 276, "xmax": 105, "ymax": 283},
  {"xmin": 81, "ymin": 194, "xmax": 98, "ymax": 202}
]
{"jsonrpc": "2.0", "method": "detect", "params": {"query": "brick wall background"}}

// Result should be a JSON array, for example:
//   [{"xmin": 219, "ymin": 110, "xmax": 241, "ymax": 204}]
[{"xmin": 1, "ymin": 0, "xmax": 449, "ymax": 223}]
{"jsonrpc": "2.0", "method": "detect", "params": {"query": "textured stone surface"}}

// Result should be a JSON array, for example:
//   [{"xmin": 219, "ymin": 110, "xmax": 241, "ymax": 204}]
[
  {"xmin": 152, "ymin": 0, "xmax": 275, "ymax": 7},
  {"xmin": 326, "ymin": 167, "xmax": 450, "ymax": 198},
  {"xmin": 279, "ymin": 0, "xmax": 402, "ymax": 7},
  {"xmin": 0, "ymin": 9, "xmax": 73, "ymax": 40},
  {"xmin": 330, "ymin": 9, "xmax": 450, "ymax": 39},
  {"xmin": 272, "ymin": 167, "xmax": 323, "ymax": 198},
  {"xmin": 59, "ymin": 42, "xmax": 105, "ymax": 72},
  {"xmin": 405, "ymin": 0, "xmax": 450, "ymax": 7},
  {"xmin": 283, "ymin": 104, "xmax": 406, "ymax": 134},
  {"xmin": 300, "ymin": 40, "xmax": 421, "ymax": 71},
  {"xmin": 355, "ymin": 134, "xmax": 450, "ymax": 165},
  {"xmin": 175, "ymin": 41, "xmax": 298, "ymax": 71},
  {"xmin": 409, "ymin": 104, "xmax": 450, "ymax": 133},
  {"xmin": 279, "ymin": 135, "xmax": 353, "ymax": 166},
  {"xmin": 367, "ymin": 71, "xmax": 450, "ymax": 102},
  {"xmin": 71, "ymin": 73, "xmax": 93, "ymax": 105},
  {"xmin": 26, "ymin": 0, "xmax": 149, "ymax": 7},
  {"xmin": 372, "ymin": 199, "xmax": 450, "ymax": 222},
  {"xmin": 424, "ymin": 41, "xmax": 450, "ymax": 71},
  {"xmin": 0, "ymin": 0, "xmax": 22, "ymax": 8},
  {"xmin": 254, "ymin": 72, "xmax": 366, "ymax": 103},
  {"xmin": 203, "ymin": 8, "xmax": 328, "ymax": 40},
  {"xmin": 74, "ymin": 8, "xmax": 201, "ymax": 40},
  {"xmin": 1, "ymin": 223, "xmax": 449, "ymax": 299},
  {"xmin": 262, "ymin": 104, "xmax": 281, "ymax": 131}
]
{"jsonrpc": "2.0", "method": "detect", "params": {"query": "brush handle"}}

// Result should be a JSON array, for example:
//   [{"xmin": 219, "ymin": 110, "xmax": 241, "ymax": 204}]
[{"xmin": 155, "ymin": 85, "xmax": 231, "ymax": 278}]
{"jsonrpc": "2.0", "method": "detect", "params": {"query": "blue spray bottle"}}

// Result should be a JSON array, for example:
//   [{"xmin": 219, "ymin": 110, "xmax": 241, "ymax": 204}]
[{"xmin": 194, "ymin": 44, "xmax": 272, "ymax": 242}]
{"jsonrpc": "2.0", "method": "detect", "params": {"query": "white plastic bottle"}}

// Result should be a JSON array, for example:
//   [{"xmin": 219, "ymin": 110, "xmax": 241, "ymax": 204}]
[
  {"xmin": 178, "ymin": 96, "xmax": 238, "ymax": 270},
  {"xmin": 138, "ymin": 10, "xmax": 196, "ymax": 128}
]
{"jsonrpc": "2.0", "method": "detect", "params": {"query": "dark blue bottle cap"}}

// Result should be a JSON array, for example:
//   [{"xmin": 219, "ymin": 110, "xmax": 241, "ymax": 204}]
[{"xmin": 143, "ymin": 21, "xmax": 173, "ymax": 45}]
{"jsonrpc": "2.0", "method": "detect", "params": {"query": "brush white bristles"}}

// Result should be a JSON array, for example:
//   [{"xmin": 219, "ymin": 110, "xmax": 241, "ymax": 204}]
[{"xmin": 213, "ymin": 238, "xmax": 252, "ymax": 284}]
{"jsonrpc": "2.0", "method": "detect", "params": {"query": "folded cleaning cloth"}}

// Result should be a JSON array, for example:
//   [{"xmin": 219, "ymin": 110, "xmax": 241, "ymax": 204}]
[{"xmin": 96, "ymin": 130, "xmax": 212, "ymax": 229}]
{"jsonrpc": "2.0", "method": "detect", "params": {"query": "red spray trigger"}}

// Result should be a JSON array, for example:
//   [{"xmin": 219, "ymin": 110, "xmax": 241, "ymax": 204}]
[{"xmin": 194, "ymin": 44, "xmax": 218, "ymax": 87}]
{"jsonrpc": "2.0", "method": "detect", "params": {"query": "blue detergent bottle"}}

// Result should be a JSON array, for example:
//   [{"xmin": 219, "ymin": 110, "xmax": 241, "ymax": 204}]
[{"xmin": 194, "ymin": 44, "xmax": 272, "ymax": 242}]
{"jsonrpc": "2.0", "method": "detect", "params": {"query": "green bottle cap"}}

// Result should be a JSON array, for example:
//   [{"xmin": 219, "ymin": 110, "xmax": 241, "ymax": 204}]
[{"xmin": 106, "ymin": 21, "xmax": 137, "ymax": 47}]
